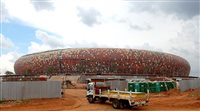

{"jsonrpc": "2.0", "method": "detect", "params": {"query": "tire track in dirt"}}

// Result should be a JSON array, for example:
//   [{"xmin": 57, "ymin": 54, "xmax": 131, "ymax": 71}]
[{"xmin": 62, "ymin": 89, "xmax": 86, "ymax": 110}]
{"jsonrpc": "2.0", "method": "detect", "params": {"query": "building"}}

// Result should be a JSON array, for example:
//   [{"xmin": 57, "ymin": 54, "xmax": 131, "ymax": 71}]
[{"xmin": 14, "ymin": 48, "xmax": 190, "ymax": 77}]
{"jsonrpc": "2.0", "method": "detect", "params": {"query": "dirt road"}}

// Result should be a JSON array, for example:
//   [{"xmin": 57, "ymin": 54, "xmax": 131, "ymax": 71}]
[{"xmin": 0, "ymin": 89, "xmax": 200, "ymax": 111}]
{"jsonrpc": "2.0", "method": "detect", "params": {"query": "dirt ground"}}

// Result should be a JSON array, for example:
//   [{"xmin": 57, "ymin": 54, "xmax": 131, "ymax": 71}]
[{"xmin": 0, "ymin": 88, "xmax": 200, "ymax": 111}]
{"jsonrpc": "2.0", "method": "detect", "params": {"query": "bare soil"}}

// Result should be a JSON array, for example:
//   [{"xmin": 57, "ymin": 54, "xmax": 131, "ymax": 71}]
[{"xmin": 0, "ymin": 88, "xmax": 200, "ymax": 111}]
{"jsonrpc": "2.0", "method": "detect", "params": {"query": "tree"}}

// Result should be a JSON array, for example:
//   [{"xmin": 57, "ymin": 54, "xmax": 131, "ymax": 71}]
[{"xmin": 5, "ymin": 71, "xmax": 15, "ymax": 75}]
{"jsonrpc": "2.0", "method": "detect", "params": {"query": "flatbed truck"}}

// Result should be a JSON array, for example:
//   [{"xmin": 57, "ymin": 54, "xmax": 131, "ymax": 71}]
[{"xmin": 86, "ymin": 80, "xmax": 149, "ymax": 109}]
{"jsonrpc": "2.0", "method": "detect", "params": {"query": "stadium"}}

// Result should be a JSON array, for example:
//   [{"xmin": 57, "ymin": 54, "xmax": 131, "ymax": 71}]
[{"xmin": 14, "ymin": 48, "xmax": 190, "ymax": 77}]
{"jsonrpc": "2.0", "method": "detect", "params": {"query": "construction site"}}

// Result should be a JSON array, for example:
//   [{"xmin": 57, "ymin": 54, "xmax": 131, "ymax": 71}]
[
  {"xmin": 0, "ymin": 80, "xmax": 200, "ymax": 111},
  {"xmin": 0, "ymin": 48, "xmax": 200, "ymax": 111}
]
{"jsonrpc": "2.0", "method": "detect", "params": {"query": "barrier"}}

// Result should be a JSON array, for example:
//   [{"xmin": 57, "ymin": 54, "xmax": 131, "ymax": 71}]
[
  {"xmin": 0, "ymin": 81, "xmax": 61, "ymax": 100},
  {"xmin": 179, "ymin": 78, "xmax": 200, "ymax": 92}
]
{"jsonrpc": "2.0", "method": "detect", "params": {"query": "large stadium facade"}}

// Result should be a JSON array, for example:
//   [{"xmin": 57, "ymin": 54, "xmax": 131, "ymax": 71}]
[{"xmin": 14, "ymin": 48, "xmax": 190, "ymax": 77}]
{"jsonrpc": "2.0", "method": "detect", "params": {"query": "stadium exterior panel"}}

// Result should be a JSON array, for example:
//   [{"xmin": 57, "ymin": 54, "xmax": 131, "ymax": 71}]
[{"xmin": 14, "ymin": 48, "xmax": 190, "ymax": 77}]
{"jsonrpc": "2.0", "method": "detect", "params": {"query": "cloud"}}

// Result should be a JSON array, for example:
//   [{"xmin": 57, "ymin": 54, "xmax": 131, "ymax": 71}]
[
  {"xmin": 168, "ymin": 16, "xmax": 200, "ymax": 77},
  {"xmin": 0, "ymin": 34, "xmax": 20, "ymax": 74},
  {"xmin": 67, "ymin": 41, "xmax": 110, "ymax": 48},
  {"xmin": 3, "ymin": 0, "xmax": 200, "ymax": 76},
  {"xmin": 31, "ymin": 0, "xmax": 55, "ymax": 11},
  {"xmin": 0, "ymin": 52, "xmax": 21, "ymax": 74},
  {"xmin": 129, "ymin": 24, "xmax": 152, "ymax": 31},
  {"xmin": 136, "ymin": 43, "xmax": 163, "ymax": 52},
  {"xmin": 28, "ymin": 30, "xmax": 65, "ymax": 53},
  {"xmin": 157, "ymin": 1, "xmax": 200, "ymax": 19},
  {"xmin": 129, "ymin": 0, "xmax": 200, "ymax": 19},
  {"xmin": 28, "ymin": 42, "xmax": 51, "ymax": 54},
  {"xmin": 0, "ymin": 1, "xmax": 10, "ymax": 22},
  {"xmin": 0, "ymin": 33, "xmax": 14, "ymax": 49},
  {"xmin": 36, "ymin": 30, "xmax": 65, "ymax": 48},
  {"xmin": 77, "ymin": 7, "xmax": 101, "ymax": 27},
  {"xmin": 28, "ymin": 30, "xmax": 105, "ymax": 53}
]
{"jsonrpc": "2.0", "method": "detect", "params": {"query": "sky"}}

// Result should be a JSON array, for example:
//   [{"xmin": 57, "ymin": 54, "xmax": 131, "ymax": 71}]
[{"xmin": 0, "ymin": 0, "xmax": 199, "ymax": 77}]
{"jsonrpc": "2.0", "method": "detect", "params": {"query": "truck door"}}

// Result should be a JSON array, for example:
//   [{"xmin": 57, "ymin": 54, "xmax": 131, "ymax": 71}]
[{"xmin": 87, "ymin": 82, "xmax": 94, "ymax": 96}]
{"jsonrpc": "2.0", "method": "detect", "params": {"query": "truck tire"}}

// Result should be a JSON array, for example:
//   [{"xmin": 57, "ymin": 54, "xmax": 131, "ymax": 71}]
[
  {"xmin": 88, "ymin": 96, "xmax": 94, "ymax": 103},
  {"xmin": 123, "ymin": 100, "xmax": 131, "ymax": 109},
  {"xmin": 112, "ymin": 99, "xmax": 120, "ymax": 109},
  {"xmin": 119, "ymin": 101, "xmax": 124, "ymax": 109},
  {"xmin": 119, "ymin": 100, "xmax": 129, "ymax": 109}
]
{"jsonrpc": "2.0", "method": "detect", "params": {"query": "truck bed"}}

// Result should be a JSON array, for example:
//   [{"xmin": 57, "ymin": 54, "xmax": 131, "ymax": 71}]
[{"xmin": 97, "ymin": 90, "xmax": 148, "ymax": 102}]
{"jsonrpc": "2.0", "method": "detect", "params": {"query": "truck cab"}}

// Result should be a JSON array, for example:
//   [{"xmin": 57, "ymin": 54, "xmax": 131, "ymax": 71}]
[{"xmin": 87, "ymin": 82, "xmax": 94, "ymax": 97}]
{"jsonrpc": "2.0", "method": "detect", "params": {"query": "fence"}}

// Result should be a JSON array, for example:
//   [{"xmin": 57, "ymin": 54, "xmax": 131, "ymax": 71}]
[
  {"xmin": 0, "ymin": 81, "xmax": 61, "ymax": 100},
  {"xmin": 109, "ymin": 80, "xmax": 128, "ymax": 91},
  {"xmin": 179, "ymin": 78, "xmax": 200, "ymax": 92}
]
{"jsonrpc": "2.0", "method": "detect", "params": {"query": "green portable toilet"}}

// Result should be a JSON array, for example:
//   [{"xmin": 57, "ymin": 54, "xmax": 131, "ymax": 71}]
[
  {"xmin": 140, "ymin": 82, "xmax": 145, "ymax": 92},
  {"xmin": 169, "ymin": 81, "xmax": 176, "ymax": 89},
  {"xmin": 148, "ymin": 82, "xmax": 152, "ymax": 92},
  {"xmin": 128, "ymin": 82, "xmax": 134, "ymax": 92},
  {"xmin": 160, "ymin": 82, "xmax": 167, "ymax": 92},
  {"xmin": 140, "ymin": 82, "xmax": 149, "ymax": 93},
  {"xmin": 146, "ymin": 82, "xmax": 149, "ymax": 92},
  {"xmin": 165, "ymin": 82, "xmax": 169, "ymax": 89},
  {"xmin": 134, "ymin": 83, "xmax": 140, "ymax": 92},
  {"xmin": 172, "ymin": 81, "xmax": 176, "ymax": 88},
  {"xmin": 128, "ymin": 82, "xmax": 140, "ymax": 92},
  {"xmin": 149, "ymin": 82, "xmax": 154, "ymax": 93},
  {"xmin": 171, "ymin": 82, "xmax": 174, "ymax": 89},
  {"xmin": 155, "ymin": 82, "xmax": 161, "ymax": 92},
  {"xmin": 166, "ymin": 81, "xmax": 172, "ymax": 90},
  {"xmin": 149, "ymin": 82, "xmax": 156, "ymax": 93}
]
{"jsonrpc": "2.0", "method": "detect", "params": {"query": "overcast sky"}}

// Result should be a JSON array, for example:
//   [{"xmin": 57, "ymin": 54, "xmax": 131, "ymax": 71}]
[{"xmin": 0, "ymin": 0, "xmax": 199, "ymax": 77}]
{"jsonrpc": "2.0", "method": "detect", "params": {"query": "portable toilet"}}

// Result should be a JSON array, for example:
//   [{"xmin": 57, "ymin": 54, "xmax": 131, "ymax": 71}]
[
  {"xmin": 128, "ymin": 82, "xmax": 134, "ymax": 92},
  {"xmin": 140, "ymin": 82, "xmax": 149, "ymax": 93},
  {"xmin": 155, "ymin": 82, "xmax": 161, "ymax": 92},
  {"xmin": 134, "ymin": 83, "xmax": 140, "ymax": 92},
  {"xmin": 128, "ymin": 82, "xmax": 140, "ymax": 92},
  {"xmin": 160, "ymin": 82, "xmax": 167, "ymax": 92},
  {"xmin": 149, "ymin": 82, "xmax": 156, "ymax": 93}
]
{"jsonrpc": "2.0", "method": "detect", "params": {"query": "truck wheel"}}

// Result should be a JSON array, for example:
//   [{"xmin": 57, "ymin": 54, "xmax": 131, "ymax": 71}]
[
  {"xmin": 119, "ymin": 101, "xmax": 124, "ymax": 109},
  {"xmin": 112, "ymin": 99, "xmax": 120, "ymax": 109},
  {"xmin": 88, "ymin": 96, "xmax": 94, "ymax": 103},
  {"xmin": 119, "ymin": 100, "xmax": 129, "ymax": 109},
  {"xmin": 123, "ymin": 100, "xmax": 131, "ymax": 109}
]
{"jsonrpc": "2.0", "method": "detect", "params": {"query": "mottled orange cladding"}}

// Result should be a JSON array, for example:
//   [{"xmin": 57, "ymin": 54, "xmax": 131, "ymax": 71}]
[{"xmin": 14, "ymin": 48, "xmax": 190, "ymax": 77}]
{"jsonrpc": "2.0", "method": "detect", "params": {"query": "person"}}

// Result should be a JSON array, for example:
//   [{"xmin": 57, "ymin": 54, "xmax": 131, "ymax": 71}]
[{"xmin": 61, "ymin": 89, "xmax": 64, "ymax": 97}]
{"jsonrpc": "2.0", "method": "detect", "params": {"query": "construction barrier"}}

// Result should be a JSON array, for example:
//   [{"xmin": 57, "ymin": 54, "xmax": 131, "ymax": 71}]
[
  {"xmin": 0, "ymin": 81, "xmax": 62, "ymax": 100},
  {"xmin": 179, "ymin": 78, "xmax": 200, "ymax": 92}
]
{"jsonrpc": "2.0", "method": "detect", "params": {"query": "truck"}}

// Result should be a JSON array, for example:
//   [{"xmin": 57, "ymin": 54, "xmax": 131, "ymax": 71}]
[{"xmin": 86, "ymin": 78, "xmax": 149, "ymax": 109}]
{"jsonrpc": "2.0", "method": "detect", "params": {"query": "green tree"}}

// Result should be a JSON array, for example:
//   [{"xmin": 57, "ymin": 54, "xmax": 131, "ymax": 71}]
[{"xmin": 5, "ymin": 70, "xmax": 15, "ymax": 75}]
